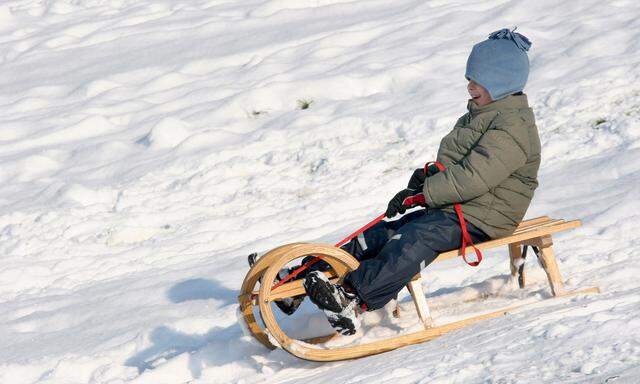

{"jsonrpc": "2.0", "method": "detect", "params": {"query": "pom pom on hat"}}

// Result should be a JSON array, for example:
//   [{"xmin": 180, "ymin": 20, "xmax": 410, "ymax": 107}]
[
  {"xmin": 488, "ymin": 28, "xmax": 532, "ymax": 52},
  {"xmin": 465, "ymin": 28, "xmax": 532, "ymax": 101}
]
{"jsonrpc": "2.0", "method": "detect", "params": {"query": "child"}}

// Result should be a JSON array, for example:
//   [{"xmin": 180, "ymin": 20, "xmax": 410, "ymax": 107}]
[{"xmin": 303, "ymin": 28, "xmax": 541, "ymax": 335}]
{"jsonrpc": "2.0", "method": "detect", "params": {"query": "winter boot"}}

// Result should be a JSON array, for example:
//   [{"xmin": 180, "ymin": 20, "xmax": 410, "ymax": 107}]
[
  {"xmin": 303, "ymin": 271, "xmax": 361, "ymax": 335},
  {"xmin": 274, "ymin": 267, "xmax": 305, "ymax": 315},
  {"xmin": 273, "ymin": 256, "xmax": 333, "ymax": 315},
  {"xmin": 247, "ymin": 252, "xmax": 304, "ymax": 315}
]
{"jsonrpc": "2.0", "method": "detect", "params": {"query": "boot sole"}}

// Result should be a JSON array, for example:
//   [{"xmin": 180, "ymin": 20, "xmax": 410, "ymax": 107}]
[{"xmin": 303, "ymin": 272, "xmax": 344, "ymax": 313}]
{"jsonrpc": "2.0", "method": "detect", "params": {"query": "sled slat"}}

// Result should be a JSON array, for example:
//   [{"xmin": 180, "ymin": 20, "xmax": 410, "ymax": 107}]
[
  {"xmin": 513, "ymin": 219, "xmax": 565, "ymax": 234},
  {"xmin": 434, "ymin": 220, "xmax": 580, "ymax": 263},
  {"xmin": 515, "ymin": 216, "xmax": 552, "ymax": 229}
]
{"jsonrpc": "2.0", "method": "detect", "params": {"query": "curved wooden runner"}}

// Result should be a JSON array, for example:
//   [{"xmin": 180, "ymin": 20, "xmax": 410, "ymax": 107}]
[
  {"xmin": 238, "ymin": 243, "xmax": 358, "ymax": 349},
  {"xmin": 238, "ymin": 243, "xmax": 302, "ymax": 349},
  {"xmin": 256, "ymin": 244, "xmax": 359, "ymax": 358}
]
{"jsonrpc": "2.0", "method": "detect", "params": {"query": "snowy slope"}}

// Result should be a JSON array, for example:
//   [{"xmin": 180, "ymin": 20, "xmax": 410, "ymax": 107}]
[{"xmin": 1, "ymin": 0, "xmax": 640, "ymax": 383}]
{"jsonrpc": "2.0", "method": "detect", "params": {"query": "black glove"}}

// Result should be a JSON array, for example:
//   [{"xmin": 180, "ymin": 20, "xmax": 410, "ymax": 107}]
[
  {"xmin": 386, "ymin": 188, "xmax": 427, "ymax": 218},
  {"xmin": 407, "ymin": 164, "xmax": 441, "ymax": 190},
  {"xmin": 407, "ymin": 168, "xmax": 426, "ymax": 190},
  {"xmin": 426, "ymin": 163, "xmax": 441, "ymax": 177}
]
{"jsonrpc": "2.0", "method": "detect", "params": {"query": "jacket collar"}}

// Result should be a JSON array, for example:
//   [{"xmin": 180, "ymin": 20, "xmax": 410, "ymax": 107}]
[{"xmin": 467, "ymin": 94, "xmax": 529, "ymax": 117}]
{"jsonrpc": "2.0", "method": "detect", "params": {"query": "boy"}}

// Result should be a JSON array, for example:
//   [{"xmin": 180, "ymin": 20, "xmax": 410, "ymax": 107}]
[{"xmin": 303, "ymin": 28, "xmax": 541, "ymax": 336}]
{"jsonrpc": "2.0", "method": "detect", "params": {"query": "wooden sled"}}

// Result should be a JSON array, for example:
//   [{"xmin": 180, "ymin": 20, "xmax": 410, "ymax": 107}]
[{"xmin": 238, "ymin": 216, "xmax": 599, "ymax": 361}]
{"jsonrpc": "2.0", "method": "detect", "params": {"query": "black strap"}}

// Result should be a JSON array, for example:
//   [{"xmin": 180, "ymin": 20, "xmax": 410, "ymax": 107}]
[{"xmin": 517, "ymin": 246, "xmax": 529, "ymax": 288}]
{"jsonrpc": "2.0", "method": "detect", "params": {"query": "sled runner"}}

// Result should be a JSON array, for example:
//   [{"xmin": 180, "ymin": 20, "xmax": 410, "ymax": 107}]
[{"xmin": 238, "ymin": 216, "xmax": 599, "ymax": 361}]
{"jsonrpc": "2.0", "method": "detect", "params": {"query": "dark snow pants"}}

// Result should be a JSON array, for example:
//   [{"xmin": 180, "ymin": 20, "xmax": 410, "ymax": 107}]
[{"xmin": 341, "ymin": 209, "xmax": 489, "ymax": 310}]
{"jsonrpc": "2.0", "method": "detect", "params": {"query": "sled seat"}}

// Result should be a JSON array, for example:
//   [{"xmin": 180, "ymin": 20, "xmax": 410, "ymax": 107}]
[{"xmin": 405, "ymin": 215, "xmax": 599, "ymax": 329}]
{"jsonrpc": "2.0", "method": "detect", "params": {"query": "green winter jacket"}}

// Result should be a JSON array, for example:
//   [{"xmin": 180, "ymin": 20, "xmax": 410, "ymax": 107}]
[{"xmin": 423, "ymin": 94, "xmax": 541, "ymax": 239}]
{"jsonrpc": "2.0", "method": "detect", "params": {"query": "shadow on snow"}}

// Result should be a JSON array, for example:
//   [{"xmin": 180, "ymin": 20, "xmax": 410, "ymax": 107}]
[{"xmin": 167, "ymin": 277, "xmax": 236, "ymax": 305}]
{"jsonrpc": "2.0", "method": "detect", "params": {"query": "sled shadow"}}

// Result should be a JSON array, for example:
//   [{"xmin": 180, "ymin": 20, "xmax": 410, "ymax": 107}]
[
  {"xmin": 124, "ymin": 325, "xmax": 222, "ymax": 373},
  {"xmin": 124, "ymin": 323, "xmax": 299, "ymax": 379},
  {"xmin": 124, "ymin": 325, "xmax": 272, "ymax": 379},
  {"xmin": 167, "ymin": 278, "xmax": 235, "ymax": 305},
  {"xmin": 430, "ymin": 274, "xmax": 512, "ymax": 298}
]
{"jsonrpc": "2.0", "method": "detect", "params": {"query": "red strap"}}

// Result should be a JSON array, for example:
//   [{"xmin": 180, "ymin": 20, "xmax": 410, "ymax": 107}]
[
  {"xmin": 402, "ymin": 193, "xmax": 426, "ymax": 207},
  {"xmin": 427, "ymin": 161, "xmax": 483, "ymax": 267},
  {"xmin": 270, "ymin": 255, "xmax": 324, "ymax": 291},
  {"xmin": 454, "ymin": 204, "xmax": 482, "ymax": 266},
  {"xmin": 334, "ymin": 213, "xmax": 386, "ymax": 248}
]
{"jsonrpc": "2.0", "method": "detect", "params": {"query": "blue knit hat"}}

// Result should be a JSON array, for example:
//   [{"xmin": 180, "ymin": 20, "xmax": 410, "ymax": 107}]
[{"xmin": 465, "ymin": 28, "xmax": 532, "ymax": 101}]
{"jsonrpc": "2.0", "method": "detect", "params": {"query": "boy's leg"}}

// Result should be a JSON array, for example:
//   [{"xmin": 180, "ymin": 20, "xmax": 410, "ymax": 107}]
[
  {"xmin": 340, "ymin": 210, "xmax": 426, "ymax": 261},
  {"xmin": 302, "ymin": 210, "xmax": 431, "ymax": 335},
  {"xmin": 304, "ymin": 209, "xmax": 427, "ymax": 276},
  {"xmin": 268, "ymin": 210, "xmax": 427, "ymax": 316},
  {"xmin": 270, "ymin": 211, "xmax": 427, "ymax": 316},
  {"xmin": 344, "ymin": 209, "xmax": 489, "ymax": 311}
]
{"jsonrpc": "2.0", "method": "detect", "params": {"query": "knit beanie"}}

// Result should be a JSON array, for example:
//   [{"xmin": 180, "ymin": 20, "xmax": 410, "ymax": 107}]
[{"xmin": 465, "ymin": 28, "xmax": 532, "ymax": 101}]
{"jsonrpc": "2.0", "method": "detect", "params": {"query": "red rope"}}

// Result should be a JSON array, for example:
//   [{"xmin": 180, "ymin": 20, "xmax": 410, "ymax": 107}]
[
  {"xmin": 334, "ymin": 213, "xmax": 386, "ymax": 248},
  {"xmin": 427, "ymin": 161, "xmax": 483, "ymax": 266}
]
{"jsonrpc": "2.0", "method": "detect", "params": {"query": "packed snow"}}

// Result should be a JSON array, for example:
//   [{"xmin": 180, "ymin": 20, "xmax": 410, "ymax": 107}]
[{"xmin": 2, "ymin": 0, "xmax": 640, "ymax": 383}]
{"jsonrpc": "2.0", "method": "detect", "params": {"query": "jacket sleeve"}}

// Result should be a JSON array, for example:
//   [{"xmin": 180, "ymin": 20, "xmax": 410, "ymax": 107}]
[{"xmin": 423, "ymin": 123, "xmax": 528, "ymax": 207}]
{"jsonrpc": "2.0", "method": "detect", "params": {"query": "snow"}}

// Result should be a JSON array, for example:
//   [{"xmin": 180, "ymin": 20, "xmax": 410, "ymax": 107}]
[{"xmin": 1, "ymin": 0, "xmax": 640, "ymax": 383}]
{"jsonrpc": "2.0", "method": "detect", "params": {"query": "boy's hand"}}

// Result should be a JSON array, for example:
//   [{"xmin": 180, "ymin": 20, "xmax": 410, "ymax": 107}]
[
  {"xmin": 386, "ymin": 188, "xmax": 427, "ymax": 218},
  {"xmin": 407, "ymin": 164, "xmax": 441, "ymax": 190},
  {"xmin": 407, "ymin": 169, "xmax": 426, "ymax": 190}
]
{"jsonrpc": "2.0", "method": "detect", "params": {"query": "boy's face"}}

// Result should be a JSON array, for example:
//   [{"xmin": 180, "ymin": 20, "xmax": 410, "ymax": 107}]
[{"xmin": 467, "ymin": 80, "xmax": 492, "ymax": 107}]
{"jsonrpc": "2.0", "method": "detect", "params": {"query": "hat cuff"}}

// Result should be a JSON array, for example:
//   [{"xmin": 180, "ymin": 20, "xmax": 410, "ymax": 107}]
[{"xmin": 465, "ymin": 69, "xmax": 525, "ymax": 101}]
